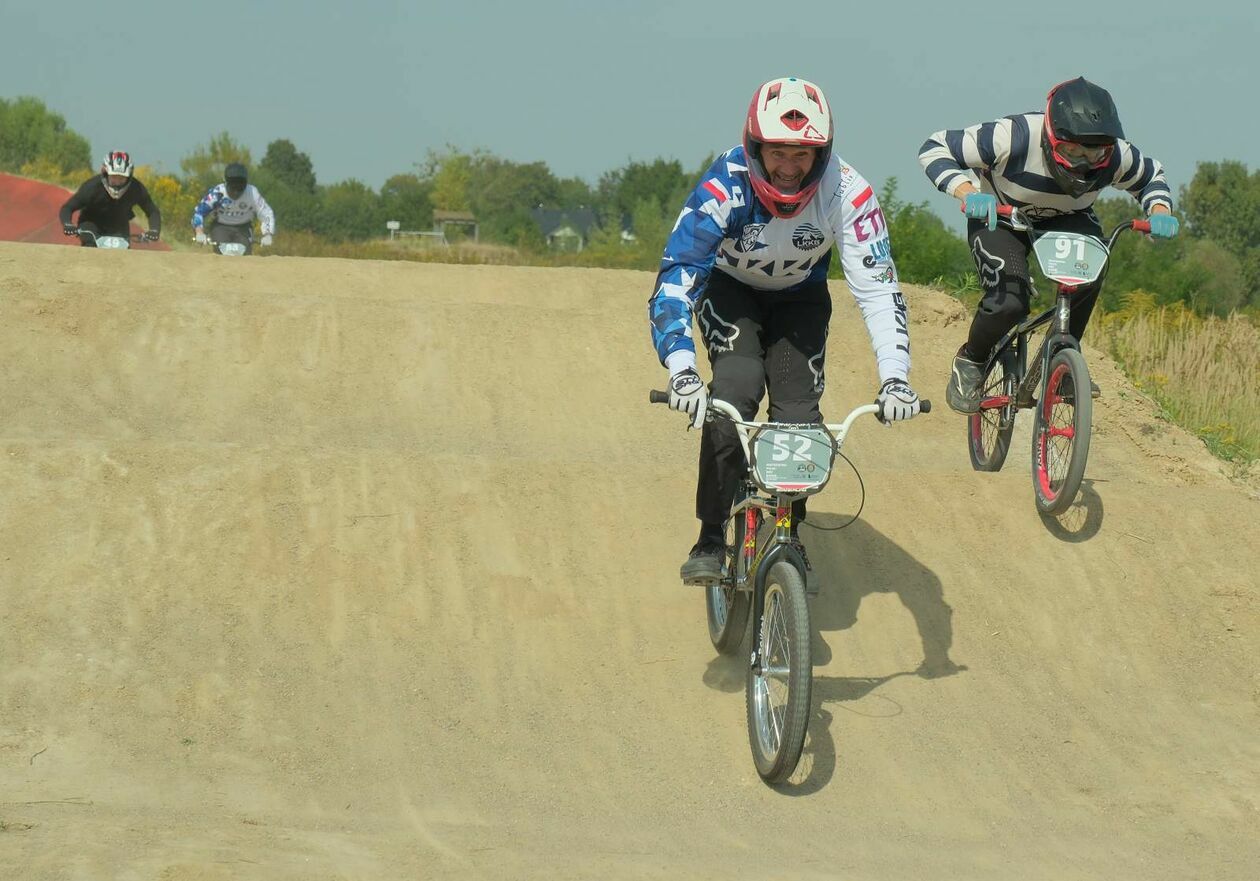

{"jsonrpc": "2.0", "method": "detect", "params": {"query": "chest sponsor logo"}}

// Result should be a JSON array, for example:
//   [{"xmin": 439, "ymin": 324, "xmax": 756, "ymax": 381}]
[
  {"xmin": 852, "ymin": 206, "xmax": 886, "ymax": 243},
  {"xmin": 736, "ymin": 223, "xmax": 767, "ymax": 253},
  {"xmin": 791, "ymin": 223, "xmax": 825, "ymax": 251}
]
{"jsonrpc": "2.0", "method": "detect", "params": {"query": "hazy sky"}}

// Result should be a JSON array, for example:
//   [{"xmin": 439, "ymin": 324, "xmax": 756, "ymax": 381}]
[{"xmin": 3, "ymin": 1, "xmax": 1255, "ymax": 226}]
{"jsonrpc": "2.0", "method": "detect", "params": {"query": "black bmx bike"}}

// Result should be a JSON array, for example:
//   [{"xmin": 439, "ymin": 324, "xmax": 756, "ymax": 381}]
[
  {"xmin": 968, "ymin": 206, "xmax": 1153, "ymax": 514},
  {"xmin": 651, "ymin": 392, "xmax": 930, "ymax": 782}
]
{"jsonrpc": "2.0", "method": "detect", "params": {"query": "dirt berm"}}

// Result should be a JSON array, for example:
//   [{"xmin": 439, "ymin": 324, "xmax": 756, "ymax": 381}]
[{"xmin": 1, "ymin": 242, "xmax": 1256, "ymax": 880}]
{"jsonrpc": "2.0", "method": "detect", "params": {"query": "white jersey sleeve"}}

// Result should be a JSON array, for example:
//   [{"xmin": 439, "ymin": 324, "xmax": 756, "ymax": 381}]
[{"xmin": 823, "ymin": 162, "xmax": 911, "ymax": 383}]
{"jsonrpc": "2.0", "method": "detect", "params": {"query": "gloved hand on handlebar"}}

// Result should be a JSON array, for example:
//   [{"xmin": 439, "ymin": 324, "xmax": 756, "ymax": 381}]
[
  {"xmin": 669, "ymin": 366, "xmax": 708, "ymax": 430},
  {"xmin": 62, "ymin": 223, "xmax": 78, "ymax": 237},
  {"xmin": 1147, "ymin": 213, "xmax": 1179, "ymax": 239},
  {"xmin": 876, "ymin": 378, "xmax": 921, "ymax": 424},
  {"xmin": 963, "ymin": 193, "xmax": 998, "ymax": 231},
  {"xmin": 143, "ymin": 229, "xmax": 160, "ymax": 242},
  {"xmin": 260, "ymin": 234, "xmax": 273, "ymax": 247},
  {"xmin": 194, "ymin": 229, "xmax": 208, "ymax": 245}
]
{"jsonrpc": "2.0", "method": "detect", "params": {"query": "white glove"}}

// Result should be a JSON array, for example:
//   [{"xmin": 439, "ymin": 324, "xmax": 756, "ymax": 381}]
[
  {"xmin": 669, "ymin": 367, "xmax": 708, "ymax": 430},
  {"xmin": 260, "ymin": 234, "xmax": 273, "ymax": 247},
  {"xmin": 194, "ymin": 229, "xmax": 208, "ymax": 245},
  {"xmin": 876, "ymin": 378, "xmax": 921, "ymax": 423}
]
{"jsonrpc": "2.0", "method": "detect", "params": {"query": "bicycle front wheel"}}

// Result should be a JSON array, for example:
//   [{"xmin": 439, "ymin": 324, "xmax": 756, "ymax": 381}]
[
  {"xmin": 968, "ymin": 353, "xmax": 1017, "ymax": 472},
  {"xmin": 1031, "ymin": 347, "xmax": 1092, "ymax": 514},
  {"xmin": 746, "ymin": 560, "xmax": 812, "ymax": 784},
  {"xmin": 706, "ymin": 512, "xmax": 753, "ymax": 655}
]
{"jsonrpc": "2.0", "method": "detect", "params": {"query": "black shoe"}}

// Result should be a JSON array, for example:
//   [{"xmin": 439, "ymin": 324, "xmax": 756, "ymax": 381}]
[
  {"xmin": 680, "ymin": 541, "xmax": 725, "ymax": 586},
  {"xmin": 946, "ymin": 348, "xmax": 985, "ymax": 414}
]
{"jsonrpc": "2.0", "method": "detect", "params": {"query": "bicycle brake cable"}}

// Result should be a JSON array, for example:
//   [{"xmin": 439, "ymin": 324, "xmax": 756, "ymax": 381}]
[{"xmin": 800, "ymin": 450, "xmax": 865, "ymax": 532}]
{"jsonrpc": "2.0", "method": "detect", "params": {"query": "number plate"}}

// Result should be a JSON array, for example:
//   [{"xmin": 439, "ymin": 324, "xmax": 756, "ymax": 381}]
[
  {"xmin": 95, "ymin": 236, "xmax": 130, "ymax": 250},
  {"xmin": 749, "ymin": 426, "xmax": 835, "ymax": 494},
  {"xmin": 1032, "ymin": 232, "xmax": 1109, "ymax": 285},
  {"xmin": 218, "ymin": 243, "xmax": 248, "ymax": 256}
]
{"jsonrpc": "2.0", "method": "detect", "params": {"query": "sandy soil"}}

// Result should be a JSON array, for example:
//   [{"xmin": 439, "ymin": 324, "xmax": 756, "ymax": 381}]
[{"xmin": 0, "ymin": 242, "xmax": 1256, "ymax": 880}]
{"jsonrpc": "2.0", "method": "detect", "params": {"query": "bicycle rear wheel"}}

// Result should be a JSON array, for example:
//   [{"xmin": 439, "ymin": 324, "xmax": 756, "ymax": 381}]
[
  {"xmin": 968, "ymin": 352, "xmax": 1017, "ymax": 472},
  {"xmin": 1031, "ymin": 348, "xmax": 1092, "ymax": 514},
  {"xmin": 746, "ymin": 560, "xmax": 812, "ymax": 783},
  {"xmin": 706, "ymin": 511, "xmax": 753, "ymax": 655}
]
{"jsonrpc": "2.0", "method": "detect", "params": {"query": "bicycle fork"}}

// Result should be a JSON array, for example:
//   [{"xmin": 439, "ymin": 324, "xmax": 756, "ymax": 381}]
[{"xmin": 748, "ymin": 501, "xmax": 806, "ymax": 673}]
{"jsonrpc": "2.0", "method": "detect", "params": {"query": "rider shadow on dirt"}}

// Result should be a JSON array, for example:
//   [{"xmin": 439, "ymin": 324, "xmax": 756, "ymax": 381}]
[
  {"xmin": 700, "ymin": 512, "xmax": 965, "ymax": 791},
  {"xmin": 768, "ymin": 513, "xmax": 966, "ymax": 792},
  {"xmin": 1038, "ymin": 478, "xmax": 1105, "ymax": 542}
]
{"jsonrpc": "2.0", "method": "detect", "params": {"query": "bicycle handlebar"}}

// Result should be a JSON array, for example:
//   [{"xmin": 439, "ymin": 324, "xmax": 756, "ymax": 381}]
[
  {"xmin": 650, "ymin": 389, "xmax": 931, "ymax": 414},
  {"xmin": 993, "ymin": 204, "xmax": 1154, "ymax": 246}
]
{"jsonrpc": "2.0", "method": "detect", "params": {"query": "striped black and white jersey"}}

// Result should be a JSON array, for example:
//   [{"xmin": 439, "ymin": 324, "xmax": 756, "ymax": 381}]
[{"xmin": 918, "ymin": 112, "xmax": 1172, "ymax": 221}]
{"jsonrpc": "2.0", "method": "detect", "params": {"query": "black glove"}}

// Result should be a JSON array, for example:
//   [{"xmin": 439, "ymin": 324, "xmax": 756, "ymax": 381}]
[
  {"xmin": 63, "ymin": 223, "xmax": 78, "ymax": 237},
  {"xmin": 143, "ymin": 229, "xmax": 160, "ymax": 242}
]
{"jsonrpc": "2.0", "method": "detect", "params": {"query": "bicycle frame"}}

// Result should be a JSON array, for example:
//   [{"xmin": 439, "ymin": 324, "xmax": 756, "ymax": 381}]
[
  {"xmin": 978, "ymin": 209, "xmax": 1149, "ymax": 416},
  {"xmin": 708, "ymin": 398, "xmax": 878, "ymax": 672}
]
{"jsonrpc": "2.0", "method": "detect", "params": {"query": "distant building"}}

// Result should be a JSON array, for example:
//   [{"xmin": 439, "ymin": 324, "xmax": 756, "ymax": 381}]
[{"xmin": 531, "ymin": 207, "xmax": 598, "ymax": 252}]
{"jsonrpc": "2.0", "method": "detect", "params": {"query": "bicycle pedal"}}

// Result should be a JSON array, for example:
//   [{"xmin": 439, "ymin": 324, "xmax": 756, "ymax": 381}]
[
  {"xmin": 805, "ymin": 568, "xmax": 819, "ymax": 596},
  {"xmin": 681, "ymin": 573, "xmax": 722, "ymax": 588}
]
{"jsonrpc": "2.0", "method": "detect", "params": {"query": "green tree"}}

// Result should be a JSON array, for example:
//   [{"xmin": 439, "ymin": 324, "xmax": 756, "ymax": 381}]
[
  {"xmin": 379, "ymin": 173, "xmax": 433, "ymax": 230},
  {"xmin": 1180, "ymin": 160, "xmax": 1260, "ymax": 308},
  {"xmin": 259, "ymin": 139, "xmax": 316, "ymax": 194},
  {"xmin": 0, "ymin": 96, "xmax": 90, "ymax": 175},
  {"xmin": 316, "ymin": 179, "xmax": 384, "ymax": 240},
  {"xmin": 597, "ymin": 158, "xmax": 691, "ymax": 227},
  {"xmin": 180, "ymin": 132, "xmax": 252, "ymax": 195}
]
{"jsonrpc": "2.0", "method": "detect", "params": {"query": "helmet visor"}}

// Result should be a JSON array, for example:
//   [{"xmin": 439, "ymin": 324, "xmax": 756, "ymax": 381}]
[{"xmin": 1054, "ymin": 140, "xmax": 1113, "ymax": 170}]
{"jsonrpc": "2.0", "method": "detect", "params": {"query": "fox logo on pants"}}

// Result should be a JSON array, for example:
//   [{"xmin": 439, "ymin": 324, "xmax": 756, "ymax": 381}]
[
  {"xmin": 971, "ymin": 237, "xmax": 1007, "ymax": 291},
  {"xmin": 698, "ymin": 299, "xmax": 740, "ymax": 353}
]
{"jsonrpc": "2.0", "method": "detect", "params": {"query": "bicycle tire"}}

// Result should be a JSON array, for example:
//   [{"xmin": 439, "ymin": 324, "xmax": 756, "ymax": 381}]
[
  {"xmin": 706, "ymin": 511, "xmax": 753, "ymax": 655},
  {"xmin": 968, "ymin": 352, "xmax": 1017, "ymax": 472},
  {"xmin": 1031, "ymin": 347, "xmax": 1092, "ymax": 514},
  {"xmin": 745, "ymin": 560, "xmax": 812, "ymax": 783}
]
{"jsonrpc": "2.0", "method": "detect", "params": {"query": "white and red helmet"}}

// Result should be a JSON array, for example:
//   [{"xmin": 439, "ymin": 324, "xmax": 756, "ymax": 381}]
[
  {"xmin": 743, "ymin": 77, "xmax": 833, "ymax": 218},
  {"xmin": 100, "ymin": 150, "xmax": 134, "ymax": 199}
]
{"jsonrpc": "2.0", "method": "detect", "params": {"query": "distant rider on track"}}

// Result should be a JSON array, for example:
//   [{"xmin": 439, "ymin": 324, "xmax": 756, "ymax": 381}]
[
  {"xmin": 192, "ymin": 162, "xmax": 276, "ymax": 254},
  {"xmin": 59, "ymin": 151, "xmax": 161, "ymax": 246},
  {"xmin": 649, "ymin": 76, "xmax": 923, "ymax": 585}
]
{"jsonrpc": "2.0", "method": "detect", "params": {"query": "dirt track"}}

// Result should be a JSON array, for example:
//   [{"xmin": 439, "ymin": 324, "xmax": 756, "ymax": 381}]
[{"xmin": 1, "ymin": 241, "xmax": 1256, "ymax": 880}]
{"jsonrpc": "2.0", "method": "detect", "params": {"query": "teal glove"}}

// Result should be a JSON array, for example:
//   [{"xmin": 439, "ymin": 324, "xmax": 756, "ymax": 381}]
[
  {"xmin": 964, "ymin": 193, "xmax": 998, "ymax": 231},
  {"xmin": 1148, "ymin": 213, "xmax": 1179, "ymax": 239}
]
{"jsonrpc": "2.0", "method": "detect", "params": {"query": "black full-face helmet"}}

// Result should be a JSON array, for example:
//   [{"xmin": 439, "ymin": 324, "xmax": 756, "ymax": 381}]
[
  {"xmin": 1041, "ymin": 77, "xmax": 1125, "ymax": 197},
  {"xmin": 224, "ymin": 162, "xmax": 248, "ymax": 199}
]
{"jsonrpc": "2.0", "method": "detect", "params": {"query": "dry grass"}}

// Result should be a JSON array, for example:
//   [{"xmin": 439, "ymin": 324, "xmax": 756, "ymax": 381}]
[
  {"xmin": 1096, "ymin": 295, "xmax": 1259, "ymax": 463},
  {"xmin": 269, "ymin": 231, "xmax": 530, "ymax": 265}
]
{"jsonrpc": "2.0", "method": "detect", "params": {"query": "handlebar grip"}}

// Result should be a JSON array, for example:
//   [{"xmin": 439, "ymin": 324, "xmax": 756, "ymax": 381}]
[
  {"xmin": 996, "ymin": 205, "xmax": 1013, "ymax": 217},
  {"xmin": 649, "ymin": 390, "xmax": 669, "ymax": 404},
  {"xmin": 920, "ymin": 400, "xmax": 932, "ymax": 414},
  {"xmin": 1132, "ymin": 219, "xmax": 1152, "ymax": 234}
]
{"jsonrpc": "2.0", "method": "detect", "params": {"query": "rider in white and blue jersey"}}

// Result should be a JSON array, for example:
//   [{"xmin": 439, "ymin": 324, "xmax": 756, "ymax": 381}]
[
  {"xmin": 650, "ymin": 76, "xmax": 923, "ymax": 585},
  {"xmin": 192, "ymin": 162, "xmax": 276, "ymax": 255}
]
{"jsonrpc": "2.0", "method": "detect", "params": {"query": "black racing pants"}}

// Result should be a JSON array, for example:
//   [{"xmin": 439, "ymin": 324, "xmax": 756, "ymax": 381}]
[
  {"xmin": 210, "ymin": 221, "xmax": 253, "ymax": 254},
  {"xmin": 963, "ymin": 212, "xmax": 1105, "ymax": 361},
  {"xmin": 695, "ymin": 271, "xmax": 831, "ymax": 530}
]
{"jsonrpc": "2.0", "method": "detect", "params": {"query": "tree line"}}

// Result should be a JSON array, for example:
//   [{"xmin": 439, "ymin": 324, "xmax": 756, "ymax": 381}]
[{"xmin": 3, "ymin": 96, "xmax": 1257, "ymax": 316}]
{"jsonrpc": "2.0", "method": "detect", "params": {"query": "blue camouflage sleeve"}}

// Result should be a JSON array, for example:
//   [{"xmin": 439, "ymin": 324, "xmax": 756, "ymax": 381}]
[
  {"xmin": 192, "ymin": 186, "xmax": 225, "ymax": 228},
  {"xmin": 648, "ymin": 155, "xmax": 741, "ymax": 368}
]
